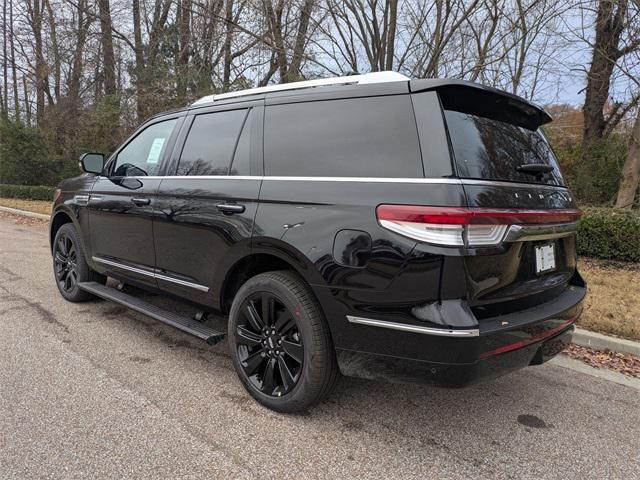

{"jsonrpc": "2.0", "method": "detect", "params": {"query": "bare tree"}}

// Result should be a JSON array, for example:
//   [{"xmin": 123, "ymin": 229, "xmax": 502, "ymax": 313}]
[
  {"xmin": 615, "ymin": 110, "xmax": 640, "ymax": 207},
  {"xmin": 9, "ymin": 0, "xmax": 18, "ymax": 121},
  {"xmin": 583, "ymin": 0, "xmax": 639, "ymax": 143},
  {"xmin": 2, "ymin": 0, "xmax": 7, "ymax": 115},
  {"xmin": 97, "ymin": 0, "xmax": 116, "ymax": 96},
  {"xmin": 176, "ymin": 0, "xmax": 193, "ymax": 100},
  {"xmin": 260, "ymin": 0, "xmax": 318, "ymax": 84}
]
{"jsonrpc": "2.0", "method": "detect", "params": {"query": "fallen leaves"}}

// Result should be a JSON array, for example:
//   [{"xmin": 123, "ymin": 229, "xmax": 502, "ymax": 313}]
[
  {"xmin": 564, "ymin": 344, "xmax": 640, "ymax": 378},
  {"xmin": 0, "ymin": 211, "xmax": 48, "ymax": 228}
]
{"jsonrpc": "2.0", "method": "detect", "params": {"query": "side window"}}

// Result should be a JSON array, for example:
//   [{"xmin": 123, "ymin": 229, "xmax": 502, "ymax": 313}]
[
  {"xmin": 176, "ymin": 109, "xmax": 247, "ymax": 176},
  {"xmin": 264, "ymin": 96, "xmax": 422, "ymax": 177},
  {"xmin": 112, "ymin": 119, "xmax": 177, "ymax": 177}
]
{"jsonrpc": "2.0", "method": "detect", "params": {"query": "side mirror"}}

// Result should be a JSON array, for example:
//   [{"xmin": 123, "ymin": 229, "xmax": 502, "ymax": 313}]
[{"xmin": 79, "ymin": 153, "xmax": 105, "ymax": 174}]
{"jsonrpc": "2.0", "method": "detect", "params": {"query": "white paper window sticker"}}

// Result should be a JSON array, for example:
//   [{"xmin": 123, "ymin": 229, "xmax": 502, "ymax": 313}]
[{"xmin": 147, "ymin": 138, "xmax": 166, "ymax": 164}]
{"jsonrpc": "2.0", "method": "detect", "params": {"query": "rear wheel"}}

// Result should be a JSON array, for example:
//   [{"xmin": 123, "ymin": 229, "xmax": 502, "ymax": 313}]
[
  {"xmin": 53, "ymin": 223, "xmax": 105, "ymax": 302},
  {"xmin": 228, "ymin": 271, "xmax": 338, "ymax": 412}
]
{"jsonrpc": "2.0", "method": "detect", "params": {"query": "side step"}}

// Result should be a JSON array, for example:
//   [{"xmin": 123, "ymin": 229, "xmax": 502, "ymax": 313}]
[{"xmin": 79, "ymin": 281, "xmax": 225, "ymax": 345}]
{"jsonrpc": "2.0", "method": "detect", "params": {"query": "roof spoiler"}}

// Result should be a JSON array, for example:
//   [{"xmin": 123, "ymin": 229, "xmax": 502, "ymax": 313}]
[{"xmin": 410, "ymin": 79, "xmax": 552, "ymax": 130}]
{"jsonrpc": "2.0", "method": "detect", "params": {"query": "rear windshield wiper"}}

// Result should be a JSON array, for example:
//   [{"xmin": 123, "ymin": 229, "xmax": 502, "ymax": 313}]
[{"xmin": 516, "ymin": 164, "xmax": 554, "ymax": 175}]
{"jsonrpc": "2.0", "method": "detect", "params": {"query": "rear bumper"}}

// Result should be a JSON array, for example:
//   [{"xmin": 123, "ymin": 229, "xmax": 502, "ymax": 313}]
[{"xmin": 335, "ymin": 283, "xmax": 585, "ymax": 387}]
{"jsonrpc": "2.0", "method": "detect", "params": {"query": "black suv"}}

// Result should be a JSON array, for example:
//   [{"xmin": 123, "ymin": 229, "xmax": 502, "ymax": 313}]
[{"xmin": 50, "ymin": 72, "xmax": 586, "ymax": 412}]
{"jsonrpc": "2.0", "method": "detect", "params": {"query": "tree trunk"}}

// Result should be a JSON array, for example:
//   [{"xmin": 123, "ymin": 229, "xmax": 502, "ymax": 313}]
[
  {"xmin": 582, "ymin": 0, "xmax": 628, "ymax": 143},
  {"xmin": 68, "ymin": 0, "xmax": 89, "ymax": 105},
  {"xmin": 222, "ymin": 0, "xmax": 234, "ymax": 91},
  {"xmin": 132, "ymin": 0, "xmax": 145, "ymax": 119},
  {"xmin": 384, "ymin": 0, "xmax": 398, "ymax": 71},
  {"xmin": 44, "ymin": 0, "xmax": 61, "ymax": 103},
  {"xmin": 287, "ymin": 0, "xmax": 315, "ymax": 82},
  {"xmin": 9, "ymin": 0, "xmax": 18, "ymax": 121},
  {"xmin": 97, "ymin": 0, "xmax": 117, "ymax": 96},
  {"xmin": 22, "ymin": 75, "xmax": 31, "ymax": 124},
  {"xmin": 2, "ymin": 0, "xmax": 7, "ymax": 114},
  {"xmin": 263, "ymin": 0, "xmax": 288, "ymax": 82},
  {"xmin": 176, "ymin": 0, "xmax": 192, "ymax": 101},
  {"xmin": 614, "ymin": 110, "xmax": 640, "ymax": 208},
  {"xmin": 31, "ymin": 0, "xmax": 46, "ymax": 123}
]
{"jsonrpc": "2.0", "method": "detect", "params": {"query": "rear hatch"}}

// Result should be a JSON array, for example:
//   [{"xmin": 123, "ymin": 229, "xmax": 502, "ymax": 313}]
[{"xmin": 435, "ymin": 83, "xmax": 580, "ymax": 311}]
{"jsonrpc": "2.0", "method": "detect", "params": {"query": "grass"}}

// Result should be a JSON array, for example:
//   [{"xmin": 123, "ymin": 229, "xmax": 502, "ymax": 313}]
[
  {"xmin": 0, "ymin": 197, "xmax": 52, "ymax": 215},
  {"xmin": 578, "ymin": 258, "xmax": 640, "ymax": 341}
]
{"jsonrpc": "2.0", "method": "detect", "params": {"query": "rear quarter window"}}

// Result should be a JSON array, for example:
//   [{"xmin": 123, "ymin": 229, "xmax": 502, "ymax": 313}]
[{"xmin": 264, "ymin": 96, "xmax": 422, "ymax": 178}]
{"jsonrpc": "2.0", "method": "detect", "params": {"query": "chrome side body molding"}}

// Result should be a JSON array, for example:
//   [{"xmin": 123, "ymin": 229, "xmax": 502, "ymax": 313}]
[
  {"xmin": 346, "ymin": 315, "xmax": 480, "ymax": 337},
  {"xmin": 92, "ymin": 256, "xmax": 210, "ymax": 292}
]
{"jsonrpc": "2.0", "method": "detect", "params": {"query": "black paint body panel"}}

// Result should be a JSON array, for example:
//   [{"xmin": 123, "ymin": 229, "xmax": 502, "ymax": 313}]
[
  {"xmin": 50, "ymin": 78, "xmax": 586, "ymax": 388},
  {"xmin": 153, "ymin": 177, "xmax": 260, "ymax": 307}
]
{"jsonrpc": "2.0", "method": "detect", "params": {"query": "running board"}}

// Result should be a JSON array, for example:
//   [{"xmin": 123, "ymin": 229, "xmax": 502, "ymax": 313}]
[{"xmin": 78, "ymin": 281, "xmax": 225, "ymax": 345}]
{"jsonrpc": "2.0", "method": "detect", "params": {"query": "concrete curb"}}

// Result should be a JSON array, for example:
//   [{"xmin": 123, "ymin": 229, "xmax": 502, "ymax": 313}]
[
  {"xmin": 551, "ymin": 355, "xmax": 640, "ymax": 390},
  {"xmin": 0, "ymin": 205, "xmax": 50, "ymax": 221},
  {"xmin": 573, "ymin": 327, "xmax": 640, "ymax": 357}
]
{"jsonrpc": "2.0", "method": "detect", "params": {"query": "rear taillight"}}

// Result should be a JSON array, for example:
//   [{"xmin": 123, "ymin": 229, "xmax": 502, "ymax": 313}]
[{"xmin": 376, "ymin": 205, "xmax": 582, "ymax": 247}]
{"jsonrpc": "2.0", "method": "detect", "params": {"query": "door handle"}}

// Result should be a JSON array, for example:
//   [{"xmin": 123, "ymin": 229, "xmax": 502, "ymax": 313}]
[
  {"xmin": 131, "ymin": 197, "xmax": 151, "ymax": 206},
  {"xmin": 216, "ymin": 203, "xmax": 245, "ymax": 214}
]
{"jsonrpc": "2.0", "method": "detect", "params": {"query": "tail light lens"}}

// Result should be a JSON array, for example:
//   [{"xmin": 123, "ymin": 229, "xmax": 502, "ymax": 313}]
[{"xmin": 376, "ymin": 205, "xmax": 582, "ymax": 247}]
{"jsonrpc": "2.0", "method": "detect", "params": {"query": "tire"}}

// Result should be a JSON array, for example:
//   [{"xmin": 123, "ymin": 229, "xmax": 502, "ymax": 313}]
[
  {"xmin": 52, "ymin": 223, "xmax": 106, "ymax": 302},
  {"xmin": 228, "ymin": 270, "xmax": 338, "ymax": 413}
]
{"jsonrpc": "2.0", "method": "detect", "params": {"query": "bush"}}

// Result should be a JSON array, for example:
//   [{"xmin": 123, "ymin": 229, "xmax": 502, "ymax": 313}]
[
  {"xmin": 577, "ymin": 207, "xmax": 640, "ymax": 262},
  {"xmin": 0, "ymin": 118, "xmax": 64, "ymax": 186},
  {"xmin": 0, "ymin": 184, "xmax": 57, "ymax": 201},
  {"xmin": 554, "ymin": 136, "xmax": 628, "ymax": 206}
]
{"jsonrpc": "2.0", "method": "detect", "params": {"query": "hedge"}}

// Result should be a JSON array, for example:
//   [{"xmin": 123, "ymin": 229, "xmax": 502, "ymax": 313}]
[
  {"xmin": 0, "ymin": 184, "xmax": 57, "ymax": 201},
  {"xmin": 577, "ymin": 207, "xmax": 640, "ymax": 262}
]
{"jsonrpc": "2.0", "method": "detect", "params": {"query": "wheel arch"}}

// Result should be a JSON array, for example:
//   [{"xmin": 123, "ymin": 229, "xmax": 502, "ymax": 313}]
[
  {"xmin": 49, "ymin": 209, "xmax": 75, "ymax": 252},
  {"xmin": 219, "ymin": 244, "xmax": 326, "ymax": 315}
]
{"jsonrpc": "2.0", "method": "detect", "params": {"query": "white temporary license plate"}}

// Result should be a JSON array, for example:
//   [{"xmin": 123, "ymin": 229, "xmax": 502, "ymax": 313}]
[{"xmin": 535, "ymin": 244, "xmax": 556, "ymax": 274}]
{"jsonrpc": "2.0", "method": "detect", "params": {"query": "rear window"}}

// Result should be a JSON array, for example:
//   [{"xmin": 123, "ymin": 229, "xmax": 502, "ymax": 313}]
[
  {"xmin": 444, "ymin": 110, "xmax": 564, "ymax": 186},
  {"xmin": 264, "ymin": 96, "xmax": 422, "ymax": 178}
]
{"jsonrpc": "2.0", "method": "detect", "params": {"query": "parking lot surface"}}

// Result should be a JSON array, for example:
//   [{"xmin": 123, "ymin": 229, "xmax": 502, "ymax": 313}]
[{"xmin": 1, "ymin": 214, "xmax": 638, "ymax": 479}]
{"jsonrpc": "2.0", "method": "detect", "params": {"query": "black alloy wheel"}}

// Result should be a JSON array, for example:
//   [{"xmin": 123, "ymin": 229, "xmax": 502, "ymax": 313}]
[
  {"xmin": 235, "ymin": 293, "xmax": 303, "ymax": 396},
  {"xmin": 54, "ymin": 231, "xmax": 79, "ymax": 293},
  {"xmin": 228, "ymin": 271, "xmax": 338, "ymax": 412},
  {"xmin": 52, "ymin": 223, "xmax": 105, "ymax": 302}
]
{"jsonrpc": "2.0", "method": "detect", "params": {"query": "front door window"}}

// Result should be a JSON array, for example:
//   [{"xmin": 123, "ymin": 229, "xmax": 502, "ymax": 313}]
[{"xmin": 112, "ymin": 119, "xmax": 178, "ymax": 177}]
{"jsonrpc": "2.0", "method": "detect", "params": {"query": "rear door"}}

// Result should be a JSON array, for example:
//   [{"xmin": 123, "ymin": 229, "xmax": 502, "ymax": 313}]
[
  {"xmin": 152, "ymin": 102, "xmax": 262, "ymax": 308},
  {"xmin": 435, "ymin": 91, "xmax": 579, "ymax": 306},
  {"xmin": 89, "ymin": 116, "xmax": 181, "ymax": 288}
]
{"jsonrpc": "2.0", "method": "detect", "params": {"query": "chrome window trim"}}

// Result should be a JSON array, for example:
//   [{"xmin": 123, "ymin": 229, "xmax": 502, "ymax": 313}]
[
  {"xmin": 92, "ymin": 256, "xmax": 210, "ymax": 293},
  {"xmin": 97, "ymin": 175, "xmax": 568, "ymax": 190},
  {"xmin": 263, "ymin": 176, "xmax": 461, "ymax": 184},
  {"xmin": 346, "ymin": 315, "xmax": 479, "ymax": 337}
]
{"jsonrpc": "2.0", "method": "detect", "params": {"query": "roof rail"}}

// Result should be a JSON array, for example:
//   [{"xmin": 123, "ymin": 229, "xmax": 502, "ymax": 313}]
[{"xmin": 192, "ymin": 71, "xmax": 410, "ymax": 106}]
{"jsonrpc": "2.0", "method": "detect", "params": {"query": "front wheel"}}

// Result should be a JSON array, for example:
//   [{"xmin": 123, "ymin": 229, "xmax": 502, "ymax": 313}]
[
  {"xmin": 52, "ymin": 223, "xmax": 105, "ymax": 302},
  {"xmin": 228, "ymin": 271, "xmax": 338, "ymax": 412}
]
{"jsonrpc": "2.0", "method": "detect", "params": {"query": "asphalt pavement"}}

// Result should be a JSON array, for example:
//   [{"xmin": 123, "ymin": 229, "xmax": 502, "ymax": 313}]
[{"xmin": 0, "ymin": 213, "xmax": 638, "ymax": 480}]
